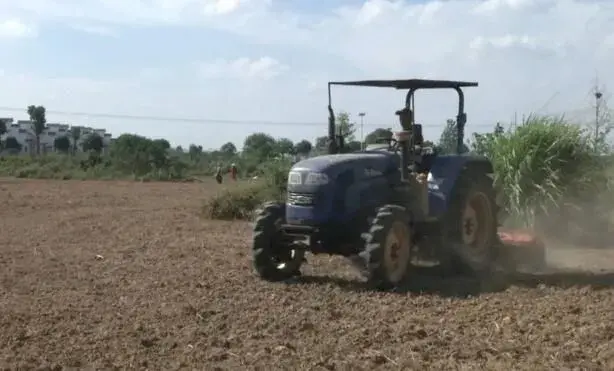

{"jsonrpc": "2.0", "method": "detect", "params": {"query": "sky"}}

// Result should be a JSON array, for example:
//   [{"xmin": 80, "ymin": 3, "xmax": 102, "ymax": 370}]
[{"xmin": 0, "ymin": 0, "xmax": 613, "ymax": 150}]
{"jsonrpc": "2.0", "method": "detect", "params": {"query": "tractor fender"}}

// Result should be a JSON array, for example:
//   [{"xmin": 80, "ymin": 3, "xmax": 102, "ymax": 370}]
[{"xmin": 427, "ymin": 155, "xmax": 494, "ymax": 217}]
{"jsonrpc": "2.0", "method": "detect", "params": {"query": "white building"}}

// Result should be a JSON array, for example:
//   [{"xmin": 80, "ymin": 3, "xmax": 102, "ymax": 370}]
[{"xmin": 0, "ymin": 118, "xmax": 113, "ymax": 154}]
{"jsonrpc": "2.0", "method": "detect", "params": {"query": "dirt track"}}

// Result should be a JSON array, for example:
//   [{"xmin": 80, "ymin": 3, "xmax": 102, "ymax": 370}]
[{"xmin": 1, "ymin": 179, "xmax": 614, "ymax": 370}]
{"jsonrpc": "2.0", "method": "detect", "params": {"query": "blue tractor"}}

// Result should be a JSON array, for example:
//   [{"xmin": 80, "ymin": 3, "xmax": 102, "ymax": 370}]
[{"xmin": 251, "ymin": 78, "xmax": 501, "ymax": 289}]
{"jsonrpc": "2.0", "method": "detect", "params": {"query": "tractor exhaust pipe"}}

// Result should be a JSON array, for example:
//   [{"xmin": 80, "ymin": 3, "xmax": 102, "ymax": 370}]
[
  {"xmin": 327, "ymin": 105, "xmax": 338, "ymax": 154},
  {"xmin": 327, "ymin": 83, "xmax": 339, "ymax": 155}
]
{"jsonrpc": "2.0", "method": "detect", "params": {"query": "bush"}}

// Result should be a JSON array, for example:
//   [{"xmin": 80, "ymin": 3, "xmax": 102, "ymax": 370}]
[
  {"xmin": 202, "ymin": 182, "xmax": 271, "ymax": 220},
  {"xmin": 256, "ymin": 158, "xmax": 292, "ymax": 197},
  {"xmin": 0, "ymin": 143, "xmax": 192, "ymax": 181},
  {"xmin": 202, "ymin": 158, "xmax": 292, "ymax": 220}
]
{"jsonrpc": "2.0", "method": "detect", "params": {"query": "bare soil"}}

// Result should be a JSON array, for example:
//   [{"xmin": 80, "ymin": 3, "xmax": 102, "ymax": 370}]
[{"xmin": 1, "ymin": 179, "xmax": 614, "ymax": 370}]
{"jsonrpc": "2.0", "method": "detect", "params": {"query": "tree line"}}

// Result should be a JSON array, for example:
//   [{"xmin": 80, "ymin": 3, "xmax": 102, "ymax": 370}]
[
  {"xmin": 1, "ymin": 103, "xmax": 611, "ymax": 181},
  {"xmin": 0, "ymin": 104, "xmax": 514, "ymax": 180}
]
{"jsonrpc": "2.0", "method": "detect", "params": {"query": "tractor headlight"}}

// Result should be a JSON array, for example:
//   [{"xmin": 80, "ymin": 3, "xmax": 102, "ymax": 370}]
[
  {"xmin": 305, "ymin": 172, "xmax": 329, "ymax": 185},
  {"xmin": 288, "ymin": 171, "xmax": 302, "ymax": 185}
]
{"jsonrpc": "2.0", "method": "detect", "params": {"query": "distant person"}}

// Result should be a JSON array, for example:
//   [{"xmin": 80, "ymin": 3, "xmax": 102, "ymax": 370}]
[
  {"xmin": 230, "ymin": 163, "xmax": 238, "ymax": 181},
  {"xmin": 215, "ymin": 164, "xmax": 223, "ymax": 184}
]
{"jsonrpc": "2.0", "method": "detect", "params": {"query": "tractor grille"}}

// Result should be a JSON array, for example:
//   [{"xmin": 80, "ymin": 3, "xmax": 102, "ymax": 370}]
[{"xmin": 287, "ymin": 192, "xmax": 315, "ymax": 206}]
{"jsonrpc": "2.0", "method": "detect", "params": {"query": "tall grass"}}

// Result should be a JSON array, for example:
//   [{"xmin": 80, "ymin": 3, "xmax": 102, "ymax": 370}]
[{"xmin": 478, "ymin": 115, "xmax": 611, "ymax": 228}]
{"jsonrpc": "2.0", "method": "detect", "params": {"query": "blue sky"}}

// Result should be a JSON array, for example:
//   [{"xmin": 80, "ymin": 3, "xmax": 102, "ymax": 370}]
[{"xmin": 1, "ymin": 0, "xmax": 613, "ymax": 149}]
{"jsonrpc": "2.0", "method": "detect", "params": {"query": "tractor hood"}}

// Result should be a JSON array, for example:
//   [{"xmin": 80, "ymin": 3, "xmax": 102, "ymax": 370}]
[{"xmin": 288, "ymin": 152, "xmax": 397, "ymax": 192}]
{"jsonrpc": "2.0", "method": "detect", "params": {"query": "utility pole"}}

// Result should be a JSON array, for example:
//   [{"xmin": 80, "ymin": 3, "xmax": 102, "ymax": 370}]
[
  {"xmin": 358, "ymin": 112, "xmax": 366, "ymax": 149},
  {"xmin": 595, "ymin": 89, "xmax": 602, "ymax": 148},
  {"xmin": 591, "ymin": 76, "xmax": 611, "ymax": 152},
  {"xmin": 591, "ymin": 75, "xmax": 604, "ymax": 152}
]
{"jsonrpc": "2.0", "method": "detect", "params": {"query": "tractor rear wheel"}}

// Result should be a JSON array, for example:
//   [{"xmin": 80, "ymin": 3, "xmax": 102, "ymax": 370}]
[
  {"xmin": 444, "ymin": 171, "xmax": 498, "ymax": 275},
  {"xmin": 252, "ymin": 202, "xmax": 304, "ymax": 281},
  {"xmin": 360, "ymin": 205, "xmax": 413, "ymax": 290}
]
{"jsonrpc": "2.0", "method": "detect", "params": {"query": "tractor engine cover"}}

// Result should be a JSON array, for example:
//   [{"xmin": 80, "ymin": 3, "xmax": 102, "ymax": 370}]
[{"xmin": 285, "ymin": 152, "xmax": 398, "ymax": 225}]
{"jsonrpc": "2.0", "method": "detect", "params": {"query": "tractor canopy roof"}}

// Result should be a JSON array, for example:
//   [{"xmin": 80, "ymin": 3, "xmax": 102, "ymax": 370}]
[
  {"xmin": 326, "ymin": 78, "xmax": 478, "ymax": 155},
  {"xmin": 328, "ymin": 79, "xmax": 478, "ymax": 90}
]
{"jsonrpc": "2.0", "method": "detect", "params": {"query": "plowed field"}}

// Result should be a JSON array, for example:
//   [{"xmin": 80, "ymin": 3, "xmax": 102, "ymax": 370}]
[{"xmin": 1, "ymin": 179, "xmax": 613, "ymax": 370}]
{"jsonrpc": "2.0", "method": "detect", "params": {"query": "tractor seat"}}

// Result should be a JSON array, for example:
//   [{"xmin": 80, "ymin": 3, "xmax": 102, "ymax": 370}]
[{"xmin": 417, "ymin": 152, "xmax": 435, "ymax": 173}]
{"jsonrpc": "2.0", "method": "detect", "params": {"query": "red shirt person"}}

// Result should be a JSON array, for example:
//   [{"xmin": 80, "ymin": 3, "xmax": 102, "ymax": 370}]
[{"xmin": 230, "ymin": 163, "xmax": 238, "ymax": 181}]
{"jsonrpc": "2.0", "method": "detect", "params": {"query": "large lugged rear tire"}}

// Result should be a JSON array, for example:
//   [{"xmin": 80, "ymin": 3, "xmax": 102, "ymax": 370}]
[
  {"xmin": 443, "ymin": 170, "xmax": 498, "ymax": 275},
  {"xmin": 359, "ymin": 205, "xmax": 413, "ymax": 290},
  {"xmin": 252, "ymin": 202, "xmax": 304, "ymax": 281}
]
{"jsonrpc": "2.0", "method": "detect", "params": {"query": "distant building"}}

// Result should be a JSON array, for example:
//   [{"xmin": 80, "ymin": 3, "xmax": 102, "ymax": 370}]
[{"xmin": 0, "ymin": 118, "xmax": 113, "ymax": 154}]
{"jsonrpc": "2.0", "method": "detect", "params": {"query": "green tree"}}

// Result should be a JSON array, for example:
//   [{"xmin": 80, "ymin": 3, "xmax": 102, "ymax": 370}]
[
  {"xmin": 336, "ymin": 111, "xmax": 356, "ymax": 141},
  {"xmin": 294, "ymin": 139, "xmax": 312, "ymax": 155},
  {"xmin": 314, "ymin": 136, "xmax": 328, "ymax": 153},
  {"xmin": 188, "ymin": 144, "xmax": 203, "ymax": 162},
  {"xmin": 437, "ymin": 119, "xmax": 468, "ymax": 154},
  {"xmin": 150, "ymin": 139, "xmax": 170, "ymax": 171},
  {"xmin": 27, "ymin": 105, "xmax": 46, "ymax": 155},
  {"xmin": 275, "ymin": 138, "xmax": 295, "ymax": 156},
  {"xmin": 176, "ymin": 145, "xmax": 184, "ymax": 152},
  {"xmin": 243, "ymin": 133, "xmax": 276, "ymax": 160},
  {"xmin": 220, "ymin": 142, "xmax": 237, "ymax": 156},
  {"xmin": 111, "ymin": 134, "xmax": 154, "ymax": 175},
  {"xmin": 471, "ymin": 122, "xmax": 505, "ymax": 156},
  {"xmin": 71, "ymin": 126, "xmax": 81, "ymax": 154},
  {"xmin": 82, "ymin": 133, "xmax": 104, "ymax": 153},
  {"xmin": 494, "ymin": 122, "xmax": 504, "ymax": 135},
  {"xmin": 54, "ymin": 136, "xmax": 71, "ymax": 153},
  {"xmin": 310, "ymin": 112, "xmax": 356, "ymax": 154},
  {"xmin": 4, "ymin": 136, "xmax": 21, "ymax": 151},
  {"xmin": 365, "ymin": 128, "xmax": 393, "ymax": 145},
  {"xmin": 153, "ymin": 138, "xmax": 170, "ymax": 150}
]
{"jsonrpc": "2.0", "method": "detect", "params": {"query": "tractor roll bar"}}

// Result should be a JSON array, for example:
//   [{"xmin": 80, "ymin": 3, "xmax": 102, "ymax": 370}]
[
  {"xmin": 327, "ymin": 79, "xmax": 478, "ymax": 154},
  {"xmin": 405, "ymin": 86, "xmax": 466, "ymax": 155}
]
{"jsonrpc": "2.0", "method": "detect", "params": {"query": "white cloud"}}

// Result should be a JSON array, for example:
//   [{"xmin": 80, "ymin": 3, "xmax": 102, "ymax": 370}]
[
  {"xmin": 472, "ymin": 0, "xmax": 545, "ymax": 15},
  {"xmin": 470, "ymin": 35, "xmax": 539, "ymax": 50},
  {"xmin": 0, "ymin": 0, "xmax": 270, "ymax": 26},
  {"xmin": 70, "ymin": 24, "xmax": 117, "ymax": 36},
  {"xmin": 198, "ymin": 57, "xmax": 288, "ymax": 80},
  {"xmin": 203, "ymin": 0, "xmax": 241, "ymax": 15},
  {"xmin": 0, "ymin": 19, "xmax": 35, "ymax": 38},
  {"xmin": 353, "ymin": 0, "xmax": 386, "ymax": 26},
  {"xmin": 0, "ymin": 0, "xmax": 614, "ymax": 148}
]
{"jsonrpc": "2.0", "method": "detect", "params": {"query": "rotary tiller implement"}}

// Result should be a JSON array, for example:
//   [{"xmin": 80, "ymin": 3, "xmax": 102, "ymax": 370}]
[{"xmin": 495, "ymin": 229, "xmax": 547, "ymax": 272}]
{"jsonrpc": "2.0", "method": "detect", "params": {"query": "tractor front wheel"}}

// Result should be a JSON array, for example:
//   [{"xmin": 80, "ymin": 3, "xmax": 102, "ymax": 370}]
[
  {"xmin": 360, "ymin": 205, "xmax": 413, "ymax": 290},
  {"xmin": 252, "ymin": 202, "xmax": 304, "ymax": 281}
]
